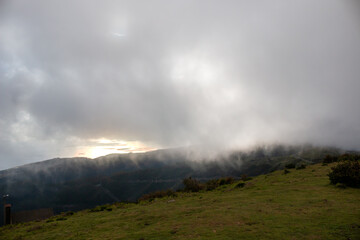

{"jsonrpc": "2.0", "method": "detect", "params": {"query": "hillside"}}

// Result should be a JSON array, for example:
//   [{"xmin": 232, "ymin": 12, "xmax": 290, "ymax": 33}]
[
  {"xmin": 0, "ymin": 145, "xmax": 344, "ymax": 223},
  {"xmin": 1, "ymin": 162, "xmax": 359, "ymax": 240}
]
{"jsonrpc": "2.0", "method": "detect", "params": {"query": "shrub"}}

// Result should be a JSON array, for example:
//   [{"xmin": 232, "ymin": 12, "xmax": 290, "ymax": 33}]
[
  {"xmin": 183, "ymin": 177, "xmax": 203, "ymax": 192},
  {"xmin": 338, "ymin": 154, "xmax": 360, "ymax": 162},
  {"xmin": 283, "ymin": 169, "xmax": 290, "ymax": 174},
  {"xmin": 204, "ymin": 177, "xmax": 235, "ymax": 191},
  {"xmin": 218, "ymin": 177, "xmax": 235, "ymax": 186},
  {"xmin": 328, "ymin": 160, "xmax": 360, "ymax": 188},
  {"xmin": 285, "ymin": 163, "xmax": 295, "ymax": 169},
  {"xmin": 115, "ymin": 202, "xmax": 128, "ymax": 208},
  {"xmin": 323, "ymin": 155, "xmax": 338, "ymax": 164},
  {"xmin": 64, "ymin": 211, "xmax": 74, "ymax": 216},
  {"xmin": 296, "ymin": 164, "xmax": 306, "ymax": 170},
  {"xmin": 138, "ymin": 189, "xmax": 177, "ymax": 202},
  {"xmin": 89, "ymin": 204, "xmax": 113, "ymax": 212},
  {"xmin": 205, "ymin": 179, "xmax": 218, "ymax": 191},
  {"xmin": 235, "ymin": 182, "xmax": 245, "ymax": 188},
  {"xmin": 241, "ymin": 174, "xmax": 252, "ymax": 181}
]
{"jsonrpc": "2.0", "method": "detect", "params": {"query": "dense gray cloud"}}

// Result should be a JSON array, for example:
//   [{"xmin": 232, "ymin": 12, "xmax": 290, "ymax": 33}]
[{"xmin": 1, "ymin": 0, "xmax": 360, "ymax": 169}]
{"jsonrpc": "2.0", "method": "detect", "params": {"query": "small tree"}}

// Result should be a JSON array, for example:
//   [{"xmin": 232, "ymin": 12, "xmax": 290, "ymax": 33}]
[
  {"xmin": 328, "ymin": 160, "xmax": 360, "ymax": 188},
  {"xmin": 183, "ymin": 177, "xmax": 203, "ymax": 192},
  {"xmin": 285, "ymin": 163, "xmax": 295, "ymax": 169},
  {"xmin": 218, "ymin": 177, "xmax": 234, "ymax": 186},
  {"xmin": 323, "ymin": 155, "xmax": 338, "ymax": 164}
]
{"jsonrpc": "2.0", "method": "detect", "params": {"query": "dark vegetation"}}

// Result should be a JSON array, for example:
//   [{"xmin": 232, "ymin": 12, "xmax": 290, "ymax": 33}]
[
  {"xmin": 138, "ymin": 190, "xmax": 177, "ymax": 202},
  {"xmin": 285, "ymin": 163, "xmax": 296, "ymax": 169},
  {"xmin": 283, "ymin": 169, "xmax": 290, "ymax": 174},
  {"xmin": 240, "ymin": 174, "xmax": 252, "ymax": 181},
  {"xmin": 323, "ymin": 154, "xmax": 339, "ymax": 164},
  {"xmin": 235, "ymin": 182, "xmax": 246, "ymax": 188},
  {"xmin": 137, "ymin": 176, "xmax": 236, "ymax": 202},
  {"xmin": 182, "ymin": 177, "xmax": 203, "ymax": 192},
  {"xmin": 327, "ymin": 154, "xmax": 360, "ymax": 188},
  {"xmin": 181, "ymin": 176, "xmax": 235, "ymax": 192},
  {"xmin": 89, "ymin": 204, "xmax": 113, "ymax": 212},
  {"xmin": 296, "ymin": 164, "xmax": 306, "ymax": 170}
]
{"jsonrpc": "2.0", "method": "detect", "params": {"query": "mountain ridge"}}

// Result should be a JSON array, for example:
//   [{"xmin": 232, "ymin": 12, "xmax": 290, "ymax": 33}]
[
  {"xmin": 1, "ymin": 161, "xmax": 359, "ymax": 239},
  {"xmin": 0, "ymin": 144, "xmax": 351, "ymax": 226}
]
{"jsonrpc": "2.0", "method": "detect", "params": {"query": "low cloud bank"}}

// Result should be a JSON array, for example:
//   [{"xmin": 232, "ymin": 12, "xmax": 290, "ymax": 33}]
[{"xmin": 0, "ymin": 0, "xmax": 359, "ymax": 169}]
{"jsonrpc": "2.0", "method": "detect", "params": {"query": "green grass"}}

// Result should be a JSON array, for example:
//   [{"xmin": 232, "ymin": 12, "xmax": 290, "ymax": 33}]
[{"xmin": 1, "ymin": 163, "xmax": 359, "ymax": 240}]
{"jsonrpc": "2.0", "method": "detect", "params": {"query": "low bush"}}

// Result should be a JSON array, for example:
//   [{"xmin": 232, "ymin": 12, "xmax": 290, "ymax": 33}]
[
  {"xmin": 183, "ymin": 177, "xmax": 203, "ymax": 192},
  {"xmin": 285, "ymin": 163, "xmax": 296, "ymax": 169},
  {"xmin": 218, "ymin": 177, "xmax": 235, "ymax": 186},
  {"xmin": 182, "ymin": 176, "xmax": 237, "ymax": 192},
  {"xmin": 323, "ymin": 153, "xmax": 360, "ymax": 164},
  {"xmin": 338, "ymin": 154, "xmax": 360, "ymax": 162},
  {"xmin": 241, "ymin": 174, "xmax": 252, "ymax": 181},
  {"xmin": 296, "ymin": 164, "xmax": 306, "ymax": 170},
  {"xmin": 64, "ymin": 211, "xmax": 74, "ymax": 216},
  {"xmin": 323, "ymin": 155, "xmax": 338, "ymax": 164},
  {"xmin": 205, "ymin": 179, "xmax": 218, "ymax": 191},
  {"xmin": 204, "ymin": 177, "xmax": 235, "ymax": 191},
  {"xmin": 328, "ymin": 160, "xmax": 360, "ymax": 188},
  {"xmin": 283, "ymin": 169, "xmax": 290, "ymax": 174},
  {"xmin": 89, "ymin": 204, "xmax": 113, "ymax": 212},
  {"xmin": 235, "ymin": 182, "xmax": 245, "ymax": 188},
  {"xmin": 138, "ymin": 189, "xmax": 177, "ymax": 202}
]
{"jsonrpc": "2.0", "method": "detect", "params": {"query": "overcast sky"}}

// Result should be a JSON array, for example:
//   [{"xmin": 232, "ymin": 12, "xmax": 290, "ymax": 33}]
[{"xmin": 0, "ymin": 0, "xmax": 360, "ymax": 169}]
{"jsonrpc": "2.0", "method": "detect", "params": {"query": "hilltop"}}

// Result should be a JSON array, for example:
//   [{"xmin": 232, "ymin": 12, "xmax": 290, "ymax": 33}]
[{"xmin": 1, "ymin": 162, "xmax": 359, "ymax": 240}]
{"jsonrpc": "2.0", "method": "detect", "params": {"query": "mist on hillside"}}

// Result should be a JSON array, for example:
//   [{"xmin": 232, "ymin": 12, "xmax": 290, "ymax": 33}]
[
  {"xmin": 1, "ymin": 0, "xmax": 360, "ymax": 169},
  {"xmin": 0, "ymin": 143, "xmax": 345, "ymax": 225}
]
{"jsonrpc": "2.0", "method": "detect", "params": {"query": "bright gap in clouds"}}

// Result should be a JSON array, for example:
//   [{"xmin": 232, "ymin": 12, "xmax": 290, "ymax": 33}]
[
  {"xmin": 111, "ymin": 32, "xmax": 126, "ymax": 38},
  {"xmin": 75, "ymin": 138, "xmax": 156, "ymax": 159},
  {"xmin": 170, "ymin": 51, "xmax": 220, "ymax": 84}
]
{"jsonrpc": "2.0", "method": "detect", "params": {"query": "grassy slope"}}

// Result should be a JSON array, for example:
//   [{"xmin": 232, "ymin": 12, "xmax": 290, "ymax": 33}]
[{"xmin": 1, "ymin": 163, "xmax": 359, "ymax": 240}]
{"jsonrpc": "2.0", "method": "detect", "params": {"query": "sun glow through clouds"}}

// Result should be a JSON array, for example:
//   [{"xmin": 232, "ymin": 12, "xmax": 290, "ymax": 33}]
[{"xmin": 76, "ymin": 138, "xmax": 156, "ymax": 159}]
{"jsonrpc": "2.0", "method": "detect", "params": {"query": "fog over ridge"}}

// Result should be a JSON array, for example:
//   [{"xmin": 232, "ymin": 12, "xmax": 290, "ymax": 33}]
[{"xmin": 0, "ymin": 0, "xmax": 360, "ymax": 169}]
